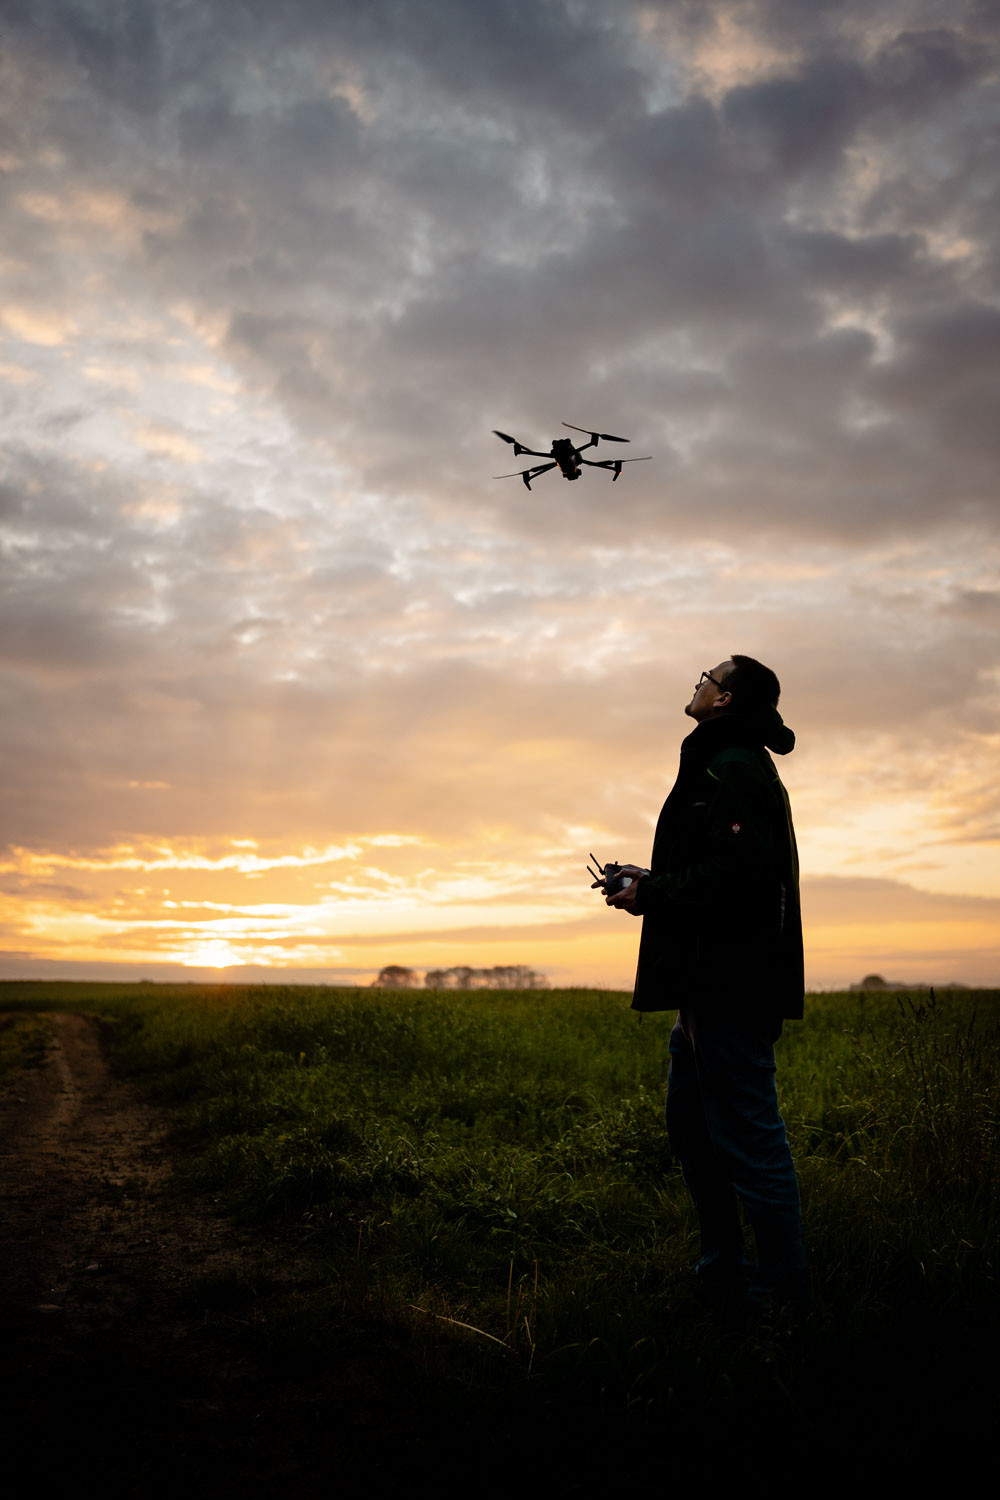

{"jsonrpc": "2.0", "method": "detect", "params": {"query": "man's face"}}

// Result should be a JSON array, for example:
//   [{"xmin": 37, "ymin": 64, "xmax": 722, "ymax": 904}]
[{"xmin": 685, "ymin": 661, "xmax": 734, "ymax": 722}]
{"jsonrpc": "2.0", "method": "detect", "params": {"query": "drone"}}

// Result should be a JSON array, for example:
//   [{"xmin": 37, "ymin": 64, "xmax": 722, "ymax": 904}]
[{"xmin": 493, "ymin": 422, "xmax": 652, "ymax": 490}]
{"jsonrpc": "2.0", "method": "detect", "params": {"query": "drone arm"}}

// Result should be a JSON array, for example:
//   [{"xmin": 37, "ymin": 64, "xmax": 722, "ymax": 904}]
[
  {"xmin": 582, "ymin": 456, "xmax": 652, "ymax": 481},
  {"xmin": 524, "ymin": 462, "xmax": 558, "ymax": 488},
  {"xmin": 493, "ymin": 430, "xmax": 549, "ymax": 460},
  {"xmin": 511, "ymin": 445, "xmax": 551, "ymax": 460},
  {"xmin": 493, "ymin": 461, "xmax": 558, "ymax": 490}
]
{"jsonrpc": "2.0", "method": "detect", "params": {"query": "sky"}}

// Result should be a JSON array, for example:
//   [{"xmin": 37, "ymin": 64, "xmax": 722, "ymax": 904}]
[{"xmin": 1, "ymin": 0, "xmax": 998, "ymax": 991}]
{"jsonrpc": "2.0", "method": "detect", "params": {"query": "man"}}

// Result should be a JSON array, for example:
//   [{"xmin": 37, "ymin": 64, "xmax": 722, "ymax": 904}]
[{"xmin": 603, "ymin": 656, "xmax": 808, "ymax": 1316}]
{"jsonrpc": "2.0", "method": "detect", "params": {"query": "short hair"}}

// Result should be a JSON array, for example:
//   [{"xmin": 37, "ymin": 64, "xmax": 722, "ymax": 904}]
[{"xmin": 722, "ymin": 654, "xmax": 781, "ymax": 709}]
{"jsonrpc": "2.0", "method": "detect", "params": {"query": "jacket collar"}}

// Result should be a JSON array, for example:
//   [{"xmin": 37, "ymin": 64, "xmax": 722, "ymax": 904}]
[{"xmin": 681, "ymin": 706, "xmax": 795, "ymax": 765}]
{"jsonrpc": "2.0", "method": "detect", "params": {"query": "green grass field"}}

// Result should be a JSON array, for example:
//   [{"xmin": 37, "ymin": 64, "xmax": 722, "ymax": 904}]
[{"xmin": 3, "ymin": 980, "xmax": 998, "ymax": 1478}]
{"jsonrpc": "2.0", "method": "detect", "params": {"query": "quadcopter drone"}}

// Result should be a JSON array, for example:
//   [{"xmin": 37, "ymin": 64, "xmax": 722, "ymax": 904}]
[{"xmin": 493, "ymin": 422, "xmax": 652, "ymax": 490}]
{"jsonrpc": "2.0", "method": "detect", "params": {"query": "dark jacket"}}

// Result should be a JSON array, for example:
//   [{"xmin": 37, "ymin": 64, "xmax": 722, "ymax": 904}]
[{"xmin": 631, "ymin": 707, "xmax": 804, "ymax": 1024}]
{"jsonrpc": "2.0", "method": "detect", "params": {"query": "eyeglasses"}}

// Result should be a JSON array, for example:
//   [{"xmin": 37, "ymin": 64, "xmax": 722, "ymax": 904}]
[{"xmin": 697, "ymin": 670, "xmax": 726, "ymax": 689}]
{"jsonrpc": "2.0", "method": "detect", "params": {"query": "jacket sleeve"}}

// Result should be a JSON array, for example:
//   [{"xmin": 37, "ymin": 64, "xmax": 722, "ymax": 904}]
[{"xmin": 634, "ymin": 757, "xmax": 778, "ymax": 915}]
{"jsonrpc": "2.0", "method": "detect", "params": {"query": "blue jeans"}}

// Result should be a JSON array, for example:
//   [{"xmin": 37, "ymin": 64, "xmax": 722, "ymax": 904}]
[{"xmin": 667, "ymin": 1007, "xmax": 808, "ymax": 1307}]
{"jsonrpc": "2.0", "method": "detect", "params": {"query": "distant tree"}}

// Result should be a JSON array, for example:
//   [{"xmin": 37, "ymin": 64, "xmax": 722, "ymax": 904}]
[
  {"xmin": 489, "ymin": 965, "xmax": 549, "ymax": 989},
  {"xmin": 424, "ymin": 967, "xmax": 467, "ymax": 988},
  {"xmin": 423, "ymin": 964, "xmax": 549, "ymax": 990},
  {"xmin": 373, "ymin": 964, "xmax": 418, "ymax": 988},
  {"xmin": 424, "ymin": 965, "xmax": 474, "ymax": 988}
]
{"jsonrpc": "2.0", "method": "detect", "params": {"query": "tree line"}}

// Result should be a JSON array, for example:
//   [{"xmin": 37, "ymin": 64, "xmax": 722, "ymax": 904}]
[{"xmin": 373, "ymin": 964, "xmax": 549, "ymax": 990}]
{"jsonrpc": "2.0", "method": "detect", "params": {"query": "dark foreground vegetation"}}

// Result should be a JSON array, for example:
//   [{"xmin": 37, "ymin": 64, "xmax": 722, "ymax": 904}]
[{"xmin": 3, "ymin": 981, "xmax": 998, "ymax": 1489}]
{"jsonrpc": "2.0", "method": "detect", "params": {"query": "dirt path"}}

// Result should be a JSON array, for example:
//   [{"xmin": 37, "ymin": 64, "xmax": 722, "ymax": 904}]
[
  {"xmin": 0, "ymin": 1015, "xmax": 372, "ymax": 1496},
  {"xmin": 1, "ymin": 1014, "xmax": 200, "ymax": 1312},
  {"xmin": 0, "ymin": 1012, "xmax": 274, "ymax": 1309},
  {"xmin": 0, "ymin": 1015, "xmax": 592, "ymax": 1497}
]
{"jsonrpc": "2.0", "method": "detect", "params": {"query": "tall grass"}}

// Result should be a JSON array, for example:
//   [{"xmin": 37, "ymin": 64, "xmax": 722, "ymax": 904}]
[
  {"xmin": 3, "ymin": 980, "xmax": 997, "ymax": 1474},
  {"xmin": 0, "ymin": 1010, "xmax": 51, "ymax": 1082}
]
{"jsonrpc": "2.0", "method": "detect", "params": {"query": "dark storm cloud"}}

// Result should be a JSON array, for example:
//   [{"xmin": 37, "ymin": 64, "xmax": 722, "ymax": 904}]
[
  {"xmin": 867, "ymin": 300, "xmax": 1000, "ymax": 466},
  {"xmin": 721, "ymin": 25, "xmax": 990, "ymax": 176},
  {"xmin": 5, "ymin": 0, "xmax": 996, "ymax": 542}
]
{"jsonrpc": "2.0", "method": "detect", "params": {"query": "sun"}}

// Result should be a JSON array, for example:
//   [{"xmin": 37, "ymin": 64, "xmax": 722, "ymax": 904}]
[{"xmin": 181, "ymin": 939, "xmax": 241, "ymax": 969}]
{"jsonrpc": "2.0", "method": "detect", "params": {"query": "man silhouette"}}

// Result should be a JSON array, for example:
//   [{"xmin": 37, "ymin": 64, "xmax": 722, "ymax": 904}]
[{"xmin": 604, "ymin": 657, "xmax": 808, "ymax": 1316}]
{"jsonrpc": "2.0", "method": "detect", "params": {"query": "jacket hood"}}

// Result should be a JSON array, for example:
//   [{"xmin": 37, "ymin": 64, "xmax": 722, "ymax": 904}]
[
  {"xmin": 683, "ymin": 705, "xmax": 795, "ymax": 759},
  {"xmin": 755, "ymin": 704, "xmax": 795, "ymax": 755}
]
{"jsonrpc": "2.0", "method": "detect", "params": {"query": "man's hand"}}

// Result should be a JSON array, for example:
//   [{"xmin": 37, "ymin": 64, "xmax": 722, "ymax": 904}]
[{"xmin": 597, "ymin": 864, "xmax": 647, "ymax": 914}]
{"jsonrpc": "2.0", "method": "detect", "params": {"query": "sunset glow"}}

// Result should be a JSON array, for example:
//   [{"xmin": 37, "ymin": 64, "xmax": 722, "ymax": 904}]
[{"xmin": 2, "ymin": 2, "xmax": 998, "ymax": 990}]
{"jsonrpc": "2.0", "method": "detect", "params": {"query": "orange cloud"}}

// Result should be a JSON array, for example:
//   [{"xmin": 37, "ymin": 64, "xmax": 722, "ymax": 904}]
[
  {"xmin": 1, "ymin": 304, "xmax": 77, "ymax": 346},
  {"xmin": 132, "ymin": 425, "xmax": 206, "ymax": 464}
]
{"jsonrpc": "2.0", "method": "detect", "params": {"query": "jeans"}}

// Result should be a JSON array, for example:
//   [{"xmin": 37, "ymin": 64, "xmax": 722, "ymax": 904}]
[{"xmin": 667, "ymin": 1007, "xmax": 808, "ymax": 1307}]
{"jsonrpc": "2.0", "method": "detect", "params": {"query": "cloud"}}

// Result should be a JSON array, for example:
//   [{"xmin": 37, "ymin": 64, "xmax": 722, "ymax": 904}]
[
  {"xmin": 0, "ymin": 304, "xmax": 77, "ymax": 346},
  {"xmin": 0, "ymin": 361, "xmax": 41, "ymax": 385},
  {"xmin": 132, "ymin": 423, "xmax": 206, "ymax": 464},
  {"xmin": 804, "ymin": 873, "xmax": 1000, "ymax": 925},
  {"xmin": 0, "ymin": 0, "xmax": 997, "ymax": 985}
]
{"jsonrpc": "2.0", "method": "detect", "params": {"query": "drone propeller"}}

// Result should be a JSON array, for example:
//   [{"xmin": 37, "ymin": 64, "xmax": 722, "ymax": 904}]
[
  {"xmin": 562, "ymin": 422, "xmax": 630, "ymax": 443},
  {"xmin": 582, "ymin": 456, "xmax": 651, "ymax": 466}
]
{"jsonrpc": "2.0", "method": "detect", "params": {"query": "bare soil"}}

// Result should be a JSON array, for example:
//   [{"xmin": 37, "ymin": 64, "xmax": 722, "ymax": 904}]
[{"xmin": 0, "ymin": 1015, "xmax": 498, "ymax": 1498}]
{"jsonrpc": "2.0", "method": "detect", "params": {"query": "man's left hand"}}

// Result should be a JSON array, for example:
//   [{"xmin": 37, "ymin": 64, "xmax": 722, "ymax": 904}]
[{"xmin": 603, "ymin": 866, "xmax": 646, "ymax": 914}]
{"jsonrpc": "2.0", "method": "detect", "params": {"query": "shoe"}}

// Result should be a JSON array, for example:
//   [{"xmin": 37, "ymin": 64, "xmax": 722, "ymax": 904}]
[
  {"xmin": 693, "ymin": 1257, "xmax": 749, "ymax": 1325},
  {"xmin": 746, "ymin": 1276, "xmax": 810, "ymax": 1333}
]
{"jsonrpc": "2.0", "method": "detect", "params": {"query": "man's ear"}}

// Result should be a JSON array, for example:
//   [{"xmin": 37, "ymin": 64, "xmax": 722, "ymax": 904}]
[{"xmin": 714, "ymin": 689, "xmax": 733, "ymax": 710}]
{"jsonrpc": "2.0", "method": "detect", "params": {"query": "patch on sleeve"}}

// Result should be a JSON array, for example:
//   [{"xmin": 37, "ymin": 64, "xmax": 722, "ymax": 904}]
[{"xmin": 730, "ymin": 821, "xmax": 742, "ymax": 834}]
